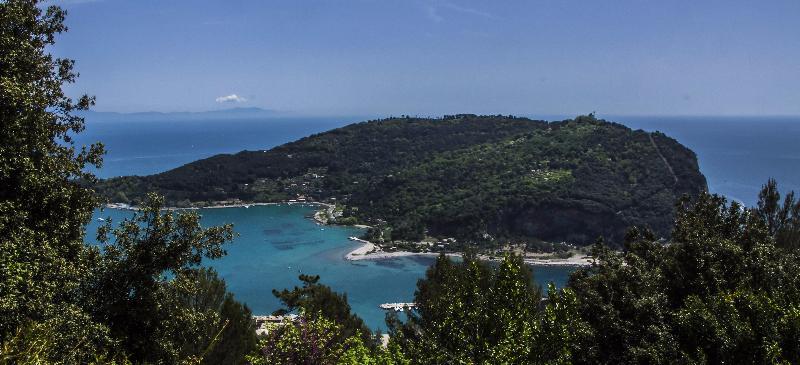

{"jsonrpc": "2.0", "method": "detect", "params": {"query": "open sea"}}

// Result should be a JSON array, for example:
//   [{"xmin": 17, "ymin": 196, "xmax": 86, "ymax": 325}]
[{"xmin": 78, "ymin": 113, "xmax": 800, "ymax": 330}]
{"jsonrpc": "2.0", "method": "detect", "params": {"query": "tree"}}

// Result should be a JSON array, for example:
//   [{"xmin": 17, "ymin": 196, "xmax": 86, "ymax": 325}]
[
  {"xmin": 248, "ymin": 314, "xmax": 407, "ymax": 365},
  {"xmin": 568, "ymin": 191, "xmax": 800, "ymax": 364},
  {"xmin": 1, "ymin": 2, "xmax": 252, "ymax": 362},
  {"xmin": 757, "ymin": 178, "xmax": 800, "ymax": 249},
  {"xmin": 168, "ymin": 268, "xmax": 258, "ymax": 365},
  {"xmin": 212, "ymin": 290, "xmax": 260, "ymax": 364},
  {"xmin": 0, "ymin": 0, "xmax": 108, "ymax": 359},
  {"xmin": 88, "ymin": 193, "xmax": 237, "ymax": 363},
  {"xmin": 531, "ymin": 284, "xmax": 590, "ymax": 365},
  {"xmin": 389, "ymin": 253, "xmax": 583, "ymax": 364},
  {"xmin": 273, "ymin": 274, "xmax": 374, "ymax": 348}
]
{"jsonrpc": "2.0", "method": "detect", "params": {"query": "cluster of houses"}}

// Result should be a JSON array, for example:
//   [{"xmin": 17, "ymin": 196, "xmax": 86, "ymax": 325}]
[
  {"xmin": 412, "ymin": 237, "xmax": 456, "ymax": 251},
  {"xmin": 253, "ymin": 314, "xmax": 298, "ymax": 336},
  {"xmin": 379, "ymin": 303, "xmax": 417, "ymax": 312},
  {"xmin": 287, "ymin": 194, "xmax": 308, "ymax": 203}
]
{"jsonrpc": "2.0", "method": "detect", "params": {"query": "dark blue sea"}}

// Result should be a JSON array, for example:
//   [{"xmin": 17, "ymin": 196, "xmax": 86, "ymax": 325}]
[{"xmin": 78, "ymin": 113, "xmax": 799, "ymax": 329}]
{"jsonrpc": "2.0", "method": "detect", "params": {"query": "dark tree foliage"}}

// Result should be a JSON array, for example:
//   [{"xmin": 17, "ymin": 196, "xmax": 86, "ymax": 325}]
[
  {"xmin": 382, "ymin": 182, "xmax": 800, "ymax": 364},
  {"xmin": 273, "ymin": 274, "xmax": 375, "ymax": 349},
  {"xmin": 567, "ymin": 187, "xmax": 800, "ymax": 364},
  {"xmin": 0, "ymin": 6, "xmax": 256, "ymax": 357},
  {"xmin": 0, "ymin": 2, "xmax": 251, "ymax": 361},
  {"xmin": 389, "ymin": 253, "xmax": 585, "ymax": 364},
  {"xmin": 88, "ymin": 193, "xmax": 237, "ymax": 363},
  {"xmin": 353, "ymin": 116, "xmax": 708, "ymax": 246},
  {"xmin": 96, "ymin": 115, "xmax": 707, "ymax": 247},
  {"xmin": 0, "ymin": 0, "xmax": 108, "ymax": 357},
  {"xmin": 96, "ymin": 115, "xmax": 542, "ymax": 205},
  {"xmin": 756, "ymin": 178, "xmax": 800, "ymax": 249},
  {"xmin": 8, "ymin": 2, "xmax": 798, "ymax": 363},
  {"xmin": 172, "ymin": 268, "xmax": 258, "ymax": 365},
  {"xmin": 249, "ymin": 314, "xmax": 407, "ymax": 365}
]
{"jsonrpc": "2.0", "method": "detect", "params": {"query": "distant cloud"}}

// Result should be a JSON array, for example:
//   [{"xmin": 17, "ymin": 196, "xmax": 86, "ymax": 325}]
[
  {"xmin": 424, "ymin": 1, "xmax": 499, "ymax": 22},
  {"xmin": 426, "ymin": 6, "xmax": 444, "ymax": 22},
  {"xmin": 442, "ymin": 2, "xmax": 499, "ymax": 20},
  {"xmin": 215, "ymin": 94, "xmax": 248, "ymax": 103}
]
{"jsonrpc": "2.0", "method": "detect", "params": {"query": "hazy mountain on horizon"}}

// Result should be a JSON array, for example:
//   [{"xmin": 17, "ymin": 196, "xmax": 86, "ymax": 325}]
[{"xmin": 78, "ymin": 107, "xmax": 286, "ymax": 122}]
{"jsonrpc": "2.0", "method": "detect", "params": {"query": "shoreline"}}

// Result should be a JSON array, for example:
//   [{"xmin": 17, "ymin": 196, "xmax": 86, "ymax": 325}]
[
  {"xmin": 105, "ymin": 200, "xmax": 334, "ymax": 211},
  {"xmin": 344, "ymin": 237, "xmax": 593, "ymax": 267},
  {"xmin": 106, "ymin": 201, "xmax": 591, "ymax": 267}
]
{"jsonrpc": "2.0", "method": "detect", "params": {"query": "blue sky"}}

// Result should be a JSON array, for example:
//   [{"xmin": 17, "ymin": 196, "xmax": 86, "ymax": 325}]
[{"xmin": 51, "ymin": 0, "xmax": 800, "ymax": 116}]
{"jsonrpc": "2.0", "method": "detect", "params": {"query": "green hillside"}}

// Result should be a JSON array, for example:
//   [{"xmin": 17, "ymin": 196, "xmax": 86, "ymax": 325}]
[{"xmin": 96, "ymin": 114, "xmax": 707, "ymax": 246}]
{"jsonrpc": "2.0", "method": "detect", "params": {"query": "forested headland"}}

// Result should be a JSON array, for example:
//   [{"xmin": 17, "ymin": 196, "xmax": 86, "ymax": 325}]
[
  {"xmin": 4, "ymin": 1, "xmax": 800, "ymax": 364},
  {"xmin": 96, "ymin": 114, "xmax": 707, "ymax": 249}
]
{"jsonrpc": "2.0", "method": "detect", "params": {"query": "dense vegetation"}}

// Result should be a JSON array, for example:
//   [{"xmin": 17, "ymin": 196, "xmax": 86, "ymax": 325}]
[
  {"xmin": 279, "ymin": 181, "xmax": 799, "ymax": 364},
  {"xmin": 566, "ymin": 186, "xmax": 800, "ymax": 363},
  {"xmin": 97, "ymin": 114, "xmax": 706, "ymax": 247},
  {"xmin": 272, "ymin": 274, "xmax": 374, "ymax": 349},
  {"xmin": 352, "ymin": 117, "xmax": 706, "ymax": 245},
  {"xmin": 261, "ymin": 181, "xmax": 800, "ymax": 363},
  {"xmin": 1, "ymin": 2, "xmax": 255, "ymax": 363},
  {"xmin": 5, "ymin": 2, "xmax": 800, "ymax": 364},
  {"xmin": 388, "ymin": 254, "xmax": 580, "ymax": 364}
]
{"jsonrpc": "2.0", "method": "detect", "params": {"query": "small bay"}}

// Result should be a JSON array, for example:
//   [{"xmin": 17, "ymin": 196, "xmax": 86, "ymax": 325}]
[
  {"xmin": 87, "ymin": 204, "xmax": 574, "ymax": 330},
  {"xmin": 80, "ymin": 114, "xmax": 800, "ymax": 330}
]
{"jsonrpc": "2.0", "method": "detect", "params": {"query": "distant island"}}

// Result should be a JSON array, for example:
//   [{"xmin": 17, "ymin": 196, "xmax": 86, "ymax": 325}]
[
  {"xmin": 78, "ymin": 107, "xmax": 283, "ymax": 122},
  {"xmin": 96, "ymin": 114, "xmax": 707, "ymax": 252}
]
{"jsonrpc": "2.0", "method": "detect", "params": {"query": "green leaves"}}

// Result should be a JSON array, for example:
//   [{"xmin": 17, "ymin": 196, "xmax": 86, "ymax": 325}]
[
  {"xmin": 389, "ymin": 185, "xmax": 800, "ymax": 364},
  {"xmin": 393, "ymin": 253, "xmax": 586, "ymax": 364},
  {"xmin": 96, "ymin": 114, "xmax": 706, "ymax": 248},
  {"xmin": 272, "ymin": 274, "xmax": 374, "ymax": 349},
  {"xmin": 568, "ymin": 188, "xmax": 800, "ymax": 364},
  {"xmin": 89, "ymin": 194, "xmax": 239, "ymax": 363},
  {"xmin": 251, "ymin": 315, "xmax": 345, "ymax": 365},
  {"xmin": 1, "ymin": 0, "xmax": 104, "ymax": 354},
  {"xmin": 757, "ymin": 179, "xmax": 800, "ymax": 250},
  {"xmin": 249, "ymin": 314, "xmax": 408, "ymax": 365}
]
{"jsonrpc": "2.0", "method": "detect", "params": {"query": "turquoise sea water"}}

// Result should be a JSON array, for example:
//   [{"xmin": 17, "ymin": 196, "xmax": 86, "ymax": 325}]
[
  {"xmin": 86, "ymin": 204, "xmax": 573, "ymax": 330},
  {"xmin": 79, "ymin": 113, "xmax": 799, "ymax": 330}
]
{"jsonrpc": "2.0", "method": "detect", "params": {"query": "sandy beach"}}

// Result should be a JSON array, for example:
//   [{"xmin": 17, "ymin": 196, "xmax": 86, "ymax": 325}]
[
  {"xmin": 344, "ymin": 238, "xmax": 593, "ymax": 267},
  {"xmin": 344, "ymin": 237, "xmax": 378, "ymax": 260},
  {"xmin": 518, "ymin": 255, "xmax": 594, "ymax": 267},
  {"xmin": 107, "ymin": 200, "xmax": 593, "ymax": 267}
]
